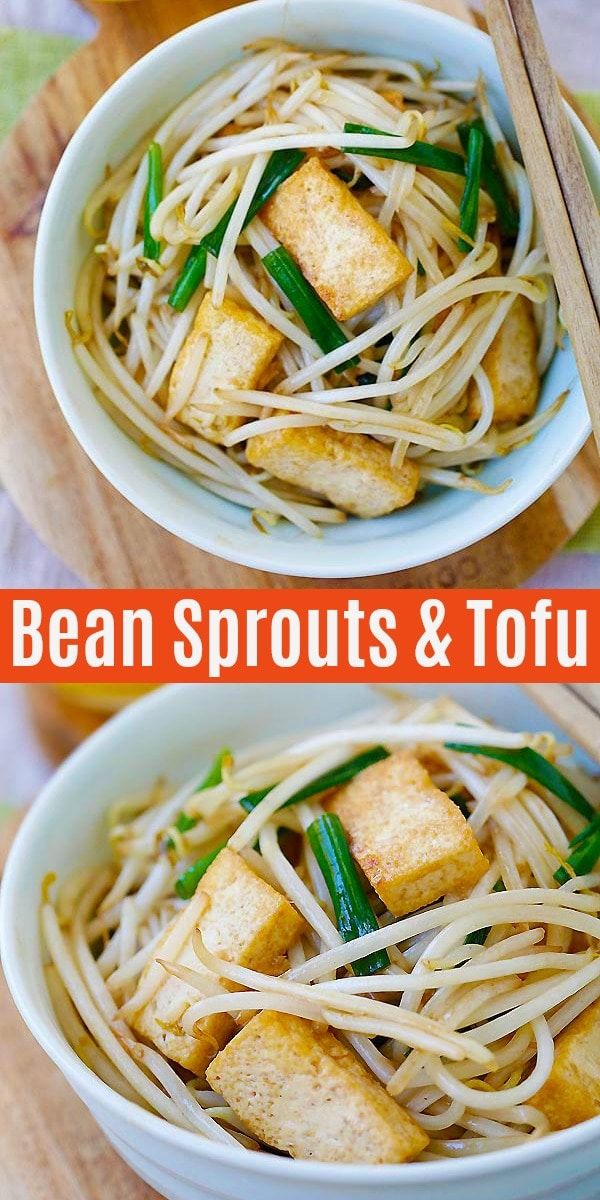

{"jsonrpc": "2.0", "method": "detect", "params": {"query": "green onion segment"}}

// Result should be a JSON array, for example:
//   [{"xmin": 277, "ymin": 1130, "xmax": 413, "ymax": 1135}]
[
  {"xmin": 458, "ymin": 125, "xmax": 483, "ymax": 251},
  {"xmin": 175, "ymin": 843, "xmax": 226, "ymax": 900},
  {"xmin": 448, "ymin": 738, "xmax": 600, "ymax": 889},
  {"xmin": 465, "ymin": 879, "xmax": 506, "ymax": 946},
  {"xmin": 143, "ymin": 142, "xmax": 164, "ymax": 261},
  {"xmin": 307, "ymin": 812, "xmax": 390, "ymax": 975},
  {"xmin": 457, "ymin": 119, "xmax": 519, "ymax": 238},
  {"xmin": 175, "ymin": 746, "xmax": 388, "ymax": 902},
  {"xmin": 343, "ymin": 122, "xmax": 466, "ymax": 175},
  {"xmin": 262, "ymin": 246, "xmax": 360, "ymax": 372},
  {"xmin": 444, "ymin": 743, "xmax": 595, "ymax": 821},
  {"xmin": 239, "ymin": 746, "xmax": 389, "ymax": 813},
  {"xmin": 168, "ymin": 149, "xmax": 305, "ymax": 310},
  {"xmin": 554, "ymin": 814, "xmax": 600, "ymax": 885},
  {"xmin": 172, "ymin": 747, "xmax": 231, "ymax": 839}
]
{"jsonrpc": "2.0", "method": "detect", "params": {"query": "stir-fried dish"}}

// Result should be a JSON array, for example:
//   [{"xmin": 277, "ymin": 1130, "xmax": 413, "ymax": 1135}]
[
  {"xmin": 43, "ymin": 692, "xmax": 600, "ymax": 1163},
  {"xmin": 71, "ymin": 44, "xmax": 560, "ymax": 536}
]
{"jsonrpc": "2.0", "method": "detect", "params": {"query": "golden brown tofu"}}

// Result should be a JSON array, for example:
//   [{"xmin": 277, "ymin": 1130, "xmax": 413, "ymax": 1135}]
[
  {"xmin": 131, "ymin": 849, "xmax": 304, "ymax": 1075},
  {"xmin": 328, "ymin": 751, "xmax": 488, "ymax": 916},
  {"xmin": 263, "ymin": 157, "xmax": 413, "ymax": 320},
  {"xmin": 472, "ymin": 294, "xmax": 539, "ymax": 424},
  {"xmin": 533, "ymin": 996, "xmax": 600, "ymax": 1129},
  {"xmin": 198, "ymin": 847, "xmax": 305, "ymax": 973},
  {"xmin": 207, "ymin": 1011, "xmax": 429, "ymax": 1162},
  {"xmin": 245, "ymin": 426, "xmax": 420, "ymax": 518},
  {"xmin": 170, "ymin": 293, "xmax": 282, "ymax": 443},
  {"xmin": 131, "ymin": 895, "xmax": 234, "ymax": 1076}
]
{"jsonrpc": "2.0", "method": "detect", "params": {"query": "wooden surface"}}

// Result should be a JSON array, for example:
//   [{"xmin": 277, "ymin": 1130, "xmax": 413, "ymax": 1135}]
[
  {"xmin": 0, "ymin": 975, "xmax": 159, "ymax": 1199},
  {"xmin": 485, "ymin": 0, "xmax": 600, "ymax": 454},
  {"xmin": 506, "ymin": 0, "xmax": 600, "ymax": 313},
  {"xmin": 0, "ymin": 0, "xmax": 598, "ymax": 587},
  {"xmin": 0, "ymin": 801, "xmax": 158, "ymax": 1200}
]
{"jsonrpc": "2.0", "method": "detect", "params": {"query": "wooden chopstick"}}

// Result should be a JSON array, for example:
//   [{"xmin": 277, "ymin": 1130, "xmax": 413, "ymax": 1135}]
[
  {"xmin": 484, "ymin": 0, "xmax": 600, "ymax": 453},
  {"xmin": 507, "ymin": 0, "xmax": 600, "ymax": 314},
  {"xmin": 520, "ymin": 684, "xmax": 600, "ymax": 765}
]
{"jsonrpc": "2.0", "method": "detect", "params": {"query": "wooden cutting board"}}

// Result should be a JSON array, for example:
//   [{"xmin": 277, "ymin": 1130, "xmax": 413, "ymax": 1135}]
[
  {"xmin": 0, "ymin": 973, "xmax": 160, "ymax": 1200},
  {"xmin": 0, "ymin": 810, "xmax": 159, "ymax": 1199},
  {"xmin": 0, "ymin": 0, "xmax": 597, "ymax": 588}
]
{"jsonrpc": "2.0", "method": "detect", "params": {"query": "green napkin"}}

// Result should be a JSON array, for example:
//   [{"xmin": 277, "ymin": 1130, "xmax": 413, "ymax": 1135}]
[
  {"xmin": 0, "ymin": 27, "xmax": 598, "ymax": 550},
  {"xmin": 0, "ymin": 803, "xmax": 15, "ymax": 834},
  {"xmin": 0, "ymin": 29, "xmax": 80, "ymax": 143},
  {"xmin": 577, "ymin": 92, "xmax": 600, "ymax": 129}
]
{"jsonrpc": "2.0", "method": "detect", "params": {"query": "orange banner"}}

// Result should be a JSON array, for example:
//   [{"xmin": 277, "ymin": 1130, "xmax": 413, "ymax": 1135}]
[{"xmin": 0, "ymin": 590, "xmax": 595, "ymax": 682}]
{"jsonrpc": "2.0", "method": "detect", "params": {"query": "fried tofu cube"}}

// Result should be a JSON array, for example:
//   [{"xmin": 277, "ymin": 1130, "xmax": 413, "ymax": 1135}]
[
  {"xmin": 130, "ymin": 894, "xmax": 235, "ymax": 1076},
  {"xmin": 131, "ymin": 848, "xmax": 304, "ymax": 1075},
  {"xmin": 207, "ymin": 1011, "xmax": 429, "ymax": 1162},
  {"xmin": 470, "ymin": 294, "xmax": 539, "ymax": 424},
  {"xmin": 263, "ymin": 157, "xmax": 413, "ymax": 320},
  {"xmin": 198, "ymin": 847, "xmax": 305, "ymax": 973},
  {"xmin": 245, "ymin": 426, "xmax": 419, "ymax": 518},
  {"xmin": 328, "ymin": 751, "xmax": 488, "ymax": 916},
  {"xmin": 170, "ymin": 293, "xmax": 282, "ymax": 444},
  {"xmin": 532, "ymin": 996, "xmax": 600, "ymax": 1129}
]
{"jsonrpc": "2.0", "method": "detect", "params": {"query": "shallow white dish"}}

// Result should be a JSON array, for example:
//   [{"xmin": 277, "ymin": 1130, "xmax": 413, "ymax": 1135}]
[
  {"xmin": 33, "ymin": 0, "xmax": 600, "ymax": 579},
  {"xmin": 2, "ymin": 682, "xmax": 600, "ymax": 1200}
]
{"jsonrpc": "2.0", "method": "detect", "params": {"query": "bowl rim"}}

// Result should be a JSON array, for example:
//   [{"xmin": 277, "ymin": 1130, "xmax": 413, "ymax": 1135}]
[
  {"xmin": 32, "ymin": 0, "xmax": 595, "ymax": 579},
  {"xmin": 3, "ymin": 681, "xmax": 600, "ymax": 1187}
]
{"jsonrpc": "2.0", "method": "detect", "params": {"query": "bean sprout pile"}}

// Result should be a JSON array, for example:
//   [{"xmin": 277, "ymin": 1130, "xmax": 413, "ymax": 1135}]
[
  {"xmin": 72, "ymin": 43, "xmax": 560, "ymax": 536},
  {"xmin": 43, "ymin": 690, "xmax": 600, "ymax": 1161}
]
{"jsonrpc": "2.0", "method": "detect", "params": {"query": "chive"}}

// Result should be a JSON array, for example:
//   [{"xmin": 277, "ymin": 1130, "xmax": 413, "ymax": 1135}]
[
  {"xmin": 344, "ymin": 122, "xmax": 466, "ymax": 175},
  {"xmin": 458, "ymin": 125, "xmax": 484, "ymax": 251},
  {"xmin": 143, "ymin": 142, "xmax": 163, "ymax": 261},
  {"xmin": 416, "ymin": 259, "xmax": 426, "ymax": 277},
  {"xmin": 168, "ymin": 244, "xmax": 208, "ymax": 313},
  {"xmin": 458, "ymin": 119, "xmax": 519, "ymax": 238},
  {"xmin": 174, "ymin": 811, "xmax": 199, "ymax": 835},
  {"xmin": 204, "ymin": 149, "xmax": 305, "ymax": 257},
  {"xmin": 568, "ymin": 812, "xmax": 600, "ymax": 849},
  {"xmin": 554, "ymin": 818, "xmax": 600, "ymax": 885},
  {"xmin": 444, "ymin": 743, "xmax": 595, "ymax": 822},
  {"xmin": 168, "ymin": 149, "xmax": 305, "ymax": 310},
  {"xmin": 307, "ymin": 813, "xmax": 390, "ymax": 975},
  {"xmin": 332, "ymin": 167, "xmax": 372, "ymax": 190},
  {"xmin": 172, "ymin": 747, "xmax": 231, "ymax": 839},
  {"xmin": 175, "ymin": 842, "xmax": 226, "ymax": 900},
  {"xmin": 238, "ymin": 745, "xmax": 390, "ymax": 814},
  {"xmin": 262, "ymin": 246, "xmax": 359, "ymax": 372},
  {"xmin": 175, "ymin": 746, "xmax": 390, "ymax": 903},
  {"xmin": 465, "ymin": 879, "xmax": 506, "ymax": 945}
]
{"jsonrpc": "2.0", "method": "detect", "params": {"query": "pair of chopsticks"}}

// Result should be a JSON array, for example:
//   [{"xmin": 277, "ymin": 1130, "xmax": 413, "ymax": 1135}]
[
  {"xmin": 521, "ymin": 684, "xmax": 600, "ymax": 766},
  {"xmin": 484, "ymin": 0, "xmax": 600, "ymax": 453}
]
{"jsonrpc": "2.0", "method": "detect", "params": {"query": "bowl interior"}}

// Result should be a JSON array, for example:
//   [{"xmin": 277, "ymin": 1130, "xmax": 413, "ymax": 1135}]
[
  {"xmin": 3, "ymin": 681, "xmax": 597, "ymax": 1058},
  {"xmin": 34, "ymin": 0, "xmax": 599, "ymax": 576},
  {"xmin": 2, "ymin": 682, "xmax": 600, "ymax": 1196}
]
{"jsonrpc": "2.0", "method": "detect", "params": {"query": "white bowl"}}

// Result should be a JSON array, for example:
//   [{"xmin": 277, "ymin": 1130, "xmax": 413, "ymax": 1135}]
[
  {"xmin": 33, "ymin": 0, "xmax": 600, "ymax": 579},
  {"xmin": 2, "ymin": 682, "xmax": 600, "ymax": 1200}
]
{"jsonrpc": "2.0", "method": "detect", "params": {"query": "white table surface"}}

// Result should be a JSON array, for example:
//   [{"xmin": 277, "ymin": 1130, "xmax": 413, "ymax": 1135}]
[{"xmin": 0, "ymin": 0, "xmax": 598, "ymax": 798}]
